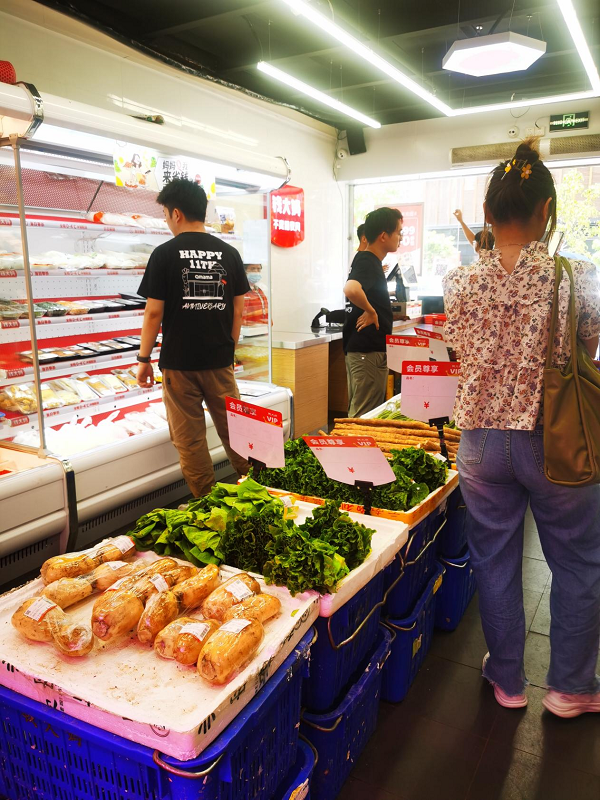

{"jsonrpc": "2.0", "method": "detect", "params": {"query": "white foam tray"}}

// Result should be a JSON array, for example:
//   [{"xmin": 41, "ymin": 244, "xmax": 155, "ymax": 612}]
[{"xmin": 0, "ymin": 553, "xmax": 318, "ymax": 761}]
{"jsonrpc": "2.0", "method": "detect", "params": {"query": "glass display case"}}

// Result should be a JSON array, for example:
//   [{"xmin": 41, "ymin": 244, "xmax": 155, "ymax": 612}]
[{"xmin": 0, "ymin": 103, "xmax": 290, "ymax": 585}]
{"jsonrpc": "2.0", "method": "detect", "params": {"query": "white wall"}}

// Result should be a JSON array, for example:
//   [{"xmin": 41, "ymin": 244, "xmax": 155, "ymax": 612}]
[
  {"xmin": 0, "ymin": 0, "xmax": 346, "ymax": 331},
  {"xmin": 338, "ymin": 99, "xmax": 600, "ymax": 182}
]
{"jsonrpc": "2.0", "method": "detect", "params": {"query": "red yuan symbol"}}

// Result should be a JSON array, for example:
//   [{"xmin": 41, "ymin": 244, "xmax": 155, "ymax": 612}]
[
  {"xmin": 248, "ymin": 442, "xmax": 254, "ymax": 450},
  {"xmin": 348, "ymin": 467, "xmax": 355, "ymax": 474},
  {"xmin": 424, "ymin": 401, "xmax": 430, "ymax": 409}
]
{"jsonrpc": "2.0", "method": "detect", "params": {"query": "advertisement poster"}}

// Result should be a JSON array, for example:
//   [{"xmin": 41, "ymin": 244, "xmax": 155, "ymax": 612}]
[
  {"xmin": 271, "ymin": 185, "xmax": 304, "ymax": 248},
  {"xmin": 379, "ymin": 202, "xmax": 424, "ymax": 276},
  {"xmin": 113, "ymin": 142, "xmax": 216, "ymax": 200}
]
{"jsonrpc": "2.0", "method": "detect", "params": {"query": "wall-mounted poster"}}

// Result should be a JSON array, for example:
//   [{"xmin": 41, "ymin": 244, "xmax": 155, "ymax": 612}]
[{"xmin": 271, "ymin": 185, "xmax": 304, "ymax": 248}]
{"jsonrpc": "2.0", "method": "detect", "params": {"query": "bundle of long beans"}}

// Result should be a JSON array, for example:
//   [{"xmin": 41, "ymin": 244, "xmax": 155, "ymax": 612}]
[{"xmin": 330, "ymin": 417, "xmax": 461, "ymax": 461}]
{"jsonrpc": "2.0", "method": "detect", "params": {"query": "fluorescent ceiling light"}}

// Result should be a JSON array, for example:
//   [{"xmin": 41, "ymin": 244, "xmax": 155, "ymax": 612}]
[
  {"xmin": 557, "ymin": 0, "xmax": 600, "ymax": 92},
  {"xmin": 278, "ymin": 0, "xmax": 599, "ymax": 118},
  {"xmin": 452, "ymin": 89, "xmax": 597, "ymax": 115},
  {"xmin": 277, "ymin": 0, "xmax": 452, "ymax": 115},
  {"xmin": 257, "ymin": 61, "xmax": 381, "ymax": 128},
  {"xmin": 443, "ymin": 32, "xmax": 546, "ymax": 77}
]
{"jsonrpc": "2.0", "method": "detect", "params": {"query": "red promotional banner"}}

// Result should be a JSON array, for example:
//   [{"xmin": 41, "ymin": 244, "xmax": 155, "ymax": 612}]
[
  {"xmin": 414, "ymin": 327, "xmax": 444, "ymax": 341},
  {"xmin": 271, "ymin": 185, "xmax": 304, "ymax": 248},
  {"xmin": 402, "ymin": 361, "xmax": 460, "ymax": 376}
]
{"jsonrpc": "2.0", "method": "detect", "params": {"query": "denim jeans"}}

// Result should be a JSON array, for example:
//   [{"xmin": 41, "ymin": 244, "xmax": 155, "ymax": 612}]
[{"xmin": 458, "ymin": 428, "xmax": 600, "ymax": 696}]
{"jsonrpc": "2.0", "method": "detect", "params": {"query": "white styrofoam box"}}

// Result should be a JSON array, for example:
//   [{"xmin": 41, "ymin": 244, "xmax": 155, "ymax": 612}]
[{"xmin": 0, "ymin": 553, "xmax": 318, "ymax": 760}]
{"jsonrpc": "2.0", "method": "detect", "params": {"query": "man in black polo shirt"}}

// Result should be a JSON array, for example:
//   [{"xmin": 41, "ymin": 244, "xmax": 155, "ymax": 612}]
[
  {"xmin": 343, "ymin": 207, "xmax": 403, "ymax": 417},
  {"xmin": 136, "ymin": 178, "xmax": 250, "ymax": 497}
]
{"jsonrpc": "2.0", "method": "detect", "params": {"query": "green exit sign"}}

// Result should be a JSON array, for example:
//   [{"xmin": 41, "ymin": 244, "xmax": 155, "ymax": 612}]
[{"xmin": 549, "ymin": 111, "xmax": 589, "ymax": 131}]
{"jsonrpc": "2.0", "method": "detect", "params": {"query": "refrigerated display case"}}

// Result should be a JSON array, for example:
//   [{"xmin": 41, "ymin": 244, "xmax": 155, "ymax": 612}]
[{"xmin": 0, "ymin": 82, "xmax": 291, "ymax": 586}]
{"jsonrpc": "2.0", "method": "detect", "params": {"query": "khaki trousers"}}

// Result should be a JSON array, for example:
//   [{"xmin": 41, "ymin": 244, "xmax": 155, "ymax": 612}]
[
  {"xmin": 162, "ymin": 366, "xmax": 249, "ymax": 497},
  {"xmin": 345, "ymin": 351, "xmax": 388, "ymax": 418}
]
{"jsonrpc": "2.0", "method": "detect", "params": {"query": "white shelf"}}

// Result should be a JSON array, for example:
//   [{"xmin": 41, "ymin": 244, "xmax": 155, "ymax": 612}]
[
  {"xmin": 0, "ymin": 347, "xmax": 159, "ymax": 385},
  {"xmin": 0, "ymin": 309, "xmax": 146, "ymax": 344},
  {"xmin": 0, "ymin": 385, "xmax": 164, "ymax": 439},
  {"xmin": 0, "ymin": 271, "xmax": 144, "ymax": 300}
]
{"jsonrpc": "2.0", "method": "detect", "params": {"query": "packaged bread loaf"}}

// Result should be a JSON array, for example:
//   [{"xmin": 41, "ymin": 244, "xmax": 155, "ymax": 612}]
[
  {"xmin": 200, "ymin": 573, "xmax": 261, "ymax": 621},
  {"xmin": 12, "ymin": 596, "xmax": 94, "ymax": 657},
  {"xmin": 42, "ymin": 561, "xmax": 142, "ymax": 609},
  {"xmin": 91, "ymin": 561, "xmax": 197, "ymax": 641},
  {"xmin": 198, "ymin": 618, "xmax": 264, "ymax": 684},
  {"xmin": 222, "ymin": 593, "xmax": 281, "ymax": 625},
  {"xmin": 174, "ymin": 618, "xmax": 220, "ymax": 666},
  {"xmin": 41, "ymin": 535, "xmax": 136, "ymax": 584},
  {"xmin": 137, "ymin": 564, "xmax": 220, "ymax": 644}
]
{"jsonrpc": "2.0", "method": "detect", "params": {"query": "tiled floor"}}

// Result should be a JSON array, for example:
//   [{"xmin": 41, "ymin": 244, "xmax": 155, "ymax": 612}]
[{"xmin": 338, "ymin": 509, "xmax": 600, "ymax": 800}]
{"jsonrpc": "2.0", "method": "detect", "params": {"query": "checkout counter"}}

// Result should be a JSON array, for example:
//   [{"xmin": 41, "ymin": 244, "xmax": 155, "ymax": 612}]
[{"xmin": 272, "ymin": 318, "xmax": 424, "ymax": 436}]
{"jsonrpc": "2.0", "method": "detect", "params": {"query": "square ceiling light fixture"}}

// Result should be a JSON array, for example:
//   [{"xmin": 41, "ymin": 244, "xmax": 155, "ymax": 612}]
[{"xmin": 443, "ymin": 32, "xmax": 546, "ymax": 77}]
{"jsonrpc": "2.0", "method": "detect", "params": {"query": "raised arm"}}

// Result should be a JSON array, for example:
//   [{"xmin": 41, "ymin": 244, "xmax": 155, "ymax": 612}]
[{"xmin": 453, "ymin": 209, "xmax": 476, "ymax": 245}]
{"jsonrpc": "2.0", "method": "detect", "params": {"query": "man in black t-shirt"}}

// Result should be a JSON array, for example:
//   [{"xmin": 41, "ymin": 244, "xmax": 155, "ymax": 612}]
[
  {"xmin": 137, "ymin": 179, "xmax": 250, "ymax": 497},
  {"xmin": 343, "ymin": 207, "xmax": 403, "ymax": 417}
]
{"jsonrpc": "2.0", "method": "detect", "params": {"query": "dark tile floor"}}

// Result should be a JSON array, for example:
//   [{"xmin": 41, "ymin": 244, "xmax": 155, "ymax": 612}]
[{"xmin": 338, "ymin": 509, "xmax": 600, "ymax": 800}]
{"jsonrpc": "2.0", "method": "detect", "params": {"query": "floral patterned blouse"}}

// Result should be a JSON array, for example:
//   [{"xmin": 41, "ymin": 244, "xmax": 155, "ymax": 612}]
[{"xmin": 443, "ymin": 242, "xmax": 600, "ymax": 430}]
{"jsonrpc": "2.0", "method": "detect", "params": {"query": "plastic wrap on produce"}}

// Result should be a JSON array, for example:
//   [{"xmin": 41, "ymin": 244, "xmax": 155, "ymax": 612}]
[{"xmin": 0, "ymin": 553, "xmax": 318, "ymax": 760}]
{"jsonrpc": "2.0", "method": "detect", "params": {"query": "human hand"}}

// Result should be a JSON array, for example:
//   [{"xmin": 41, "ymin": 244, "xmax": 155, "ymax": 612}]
[
  {"xmin": 356, "ymin": 309, "xmax": 379, "ymax": 332},
  {"xmin": 453, "ymin": 209, "xmax": 463, "ymax": 222},
  {"xmin": 137, "ymin": 362, "xmax": 155, "ymax": 388}
]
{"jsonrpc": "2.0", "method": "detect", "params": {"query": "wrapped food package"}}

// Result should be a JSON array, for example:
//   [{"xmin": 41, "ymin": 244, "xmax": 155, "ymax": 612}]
[
  {"xmin": 41, "ymin": 535, "xmax": 136, "ymax": 584},
  {"xmin": 11, "ymin": 596, "xmax": 94, "ymax": 657},
  {"xmin": 198, "ymin": 618, "xmax": 264, "ymax": 685}
]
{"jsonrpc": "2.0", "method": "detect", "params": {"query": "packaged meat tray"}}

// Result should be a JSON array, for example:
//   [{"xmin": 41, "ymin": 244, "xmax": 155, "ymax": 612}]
[{"xmin": 0, "ymin": 553, "xmax": 319, "ymax": 760}]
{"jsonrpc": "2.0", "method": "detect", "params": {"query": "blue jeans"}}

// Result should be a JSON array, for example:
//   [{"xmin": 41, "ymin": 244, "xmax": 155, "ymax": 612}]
[{"xmin": 458, "ymin": 428, "xmax": 600, "ymax": 696}]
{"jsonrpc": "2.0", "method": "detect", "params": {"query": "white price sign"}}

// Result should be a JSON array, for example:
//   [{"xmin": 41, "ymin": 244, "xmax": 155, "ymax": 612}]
[
  {"xmin": 303, "ymin": 435, "xmax": 395, "ymax": 486},
  {"xmin": 401, "ymin": 361, "xmax": 461, "ymax": 423},
  {"xmin": 413, "ymin": 327, "xmax": 450, "ymax": 362},
  {"xmin": 226, "ymin": 396, "xmax": 284, "ymax": 468},
  {"xmin": 386, "ymin": 335, "xmax": 429, "ymax": 374}
]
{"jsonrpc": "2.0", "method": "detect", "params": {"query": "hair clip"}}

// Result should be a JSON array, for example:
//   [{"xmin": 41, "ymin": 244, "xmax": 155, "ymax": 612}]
[{"xmin": 520, "ymin": 163, "xmax": 532, "ymax": 183}]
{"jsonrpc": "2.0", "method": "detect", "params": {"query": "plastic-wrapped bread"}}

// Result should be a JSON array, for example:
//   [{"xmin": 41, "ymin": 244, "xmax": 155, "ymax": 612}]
[
  {"xmin": 41, "ymin": 536, "xmax": 136, "ymax": 584},
  {"xmin": 11, "ymin": 596, "xmax": 94, "ymax": 657},
  {"xmin": 137, "ymin": 565, "xmax": 220, "ymax": 644},
  {"xmin": 42, "ymin": 561, "xmax": 142, "ymax": 609},
  {"xmin": 200, "ymin": 573, "xmax": 261, "ymax": 621},
  {"xmin": 198, "ymin": 618, "xmax": 264, "ymax": 684},
  {"xmin": 154, "ymin": 617, "xmax": 199, "ymax": 660},
  {"xmin": 91, "ymin": 562, "xmax": 197, "ymax": 641},
  {"xmin": 174, "ymin": 618, "xmax": 220, "ymax": 665},
  {"xmin": 222, "ymin": 593, "xmax": 281, "ymax": 625}
]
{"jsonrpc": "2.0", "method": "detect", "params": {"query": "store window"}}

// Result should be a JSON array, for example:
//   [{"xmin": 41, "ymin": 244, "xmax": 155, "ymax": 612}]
[{"xmin": 352, "ymin": 165, "xmax": 600, "ymax": 296}]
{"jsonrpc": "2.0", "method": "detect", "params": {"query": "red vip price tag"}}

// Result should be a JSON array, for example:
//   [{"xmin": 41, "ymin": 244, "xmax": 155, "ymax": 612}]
[
  {"xmin": 386, "ymin": 335, "xmax": 429, "ymax": 373},
  {"xmin": 414, "ymin": 326, "xmax": 444, "ymax": 341},
  {"xmin": 303, "ymin": 436, "xmax": 395, "ymax": 486},
  {"xmin": 401, "ymin": 361, "xmax": 461, "ymax": 423},
  {"xmin": 226, "ymin": 396, "xmax": 284, "ymax": 468}
]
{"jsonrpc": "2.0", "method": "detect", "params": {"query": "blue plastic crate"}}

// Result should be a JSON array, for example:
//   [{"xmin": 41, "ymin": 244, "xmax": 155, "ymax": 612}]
[
  {"xmin": 381, "ymin": 563, "xmax": 445, "ymax": 703},
  {"xmin": 384, "ymin": 506, "xmax": 446, "ymax": 619},
  {"xmin": 435, "ymin": 549, "xmax": 477, "ymax": 631},
  {"xmin": 302, "ymin": 570, "xmax": 385, "ymax": 713},
  {"xmin": 0, "ymin": 630, "xmax": 313, "ymax": 800},
  {"xmin": 301, "ymin": 625, "xmax": 392, "ymax": 800},
  {"xmin": 273, "ymin": 739, "xmax": 317, "ymax": 800},
  {"xmin": 437, "ymin": 488, "xmax": 467, "ymax": 557}
]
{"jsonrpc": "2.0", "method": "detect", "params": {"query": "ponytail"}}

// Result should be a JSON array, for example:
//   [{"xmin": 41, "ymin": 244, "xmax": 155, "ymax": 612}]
[{"xmin": 485, "ymin": 137, "xmax": 557, "ymax": 239}]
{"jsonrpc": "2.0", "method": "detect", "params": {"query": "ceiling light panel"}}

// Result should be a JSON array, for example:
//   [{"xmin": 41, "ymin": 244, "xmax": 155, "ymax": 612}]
[
  {"xmin": 443, "ymin": 32, "xmax": 546, "ymax": 77},
  {"xmin": 557, "ymin": 0, "xmax": 600, "ymax": 92},
  {"xmin": 257, "ymin": 61, "xmax": 381, "ymax": 127}
]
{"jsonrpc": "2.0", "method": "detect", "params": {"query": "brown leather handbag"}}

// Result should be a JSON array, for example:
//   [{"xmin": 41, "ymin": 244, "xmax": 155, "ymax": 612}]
[{"xmin": 543, "ymin": 256, "xmax": 600, "ymax": 487}]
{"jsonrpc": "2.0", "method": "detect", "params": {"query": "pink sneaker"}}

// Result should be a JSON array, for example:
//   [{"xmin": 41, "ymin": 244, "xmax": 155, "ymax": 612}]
[
  {"xmin": 482, "ymin": 653, "xmax": 528, "ymax": 709},
  {"xmin": 543, "ymin": 689, "xmax": 600, "ymax": 718}
]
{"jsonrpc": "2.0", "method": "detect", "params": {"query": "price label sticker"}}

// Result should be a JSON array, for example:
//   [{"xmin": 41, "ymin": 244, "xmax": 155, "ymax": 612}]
[
  {"xmin": 225, "ymin": 579, "xmax": 254, "ymax": 602},
  {"xmin": 303, "ymin": 435, "xmax": 396, "ymax": 486},
  {"xmin": 401, "ymin": 361, "xmax": 461, "ymax": 423},
  {"xmin": 150, "ymin": 574, "xmax": 169, "ymax": 593},
  {"xmin": 220, "ymin": 619, "xmax": 252, "ymax": 634},
  {"xmin": 386, "ymin": 335, "xmax": 429, "ymax": 374},
  {"xmin": 179, "ymin": 622, "xmax": 211, "ymax": 642},
  {"xmin": 226, "ymin": 396, "xmax": 284, "ymax": 468},
  {"xmin": 24, "ymin": 597, "xmax": 57, "ymax": 621},
  {"xmin": 105, "ymin": 561, "xmax": 128, "ymax": 571},
  {"xmin": 112, "ymin": 535, "xmax": 135, "ymax": 555}
]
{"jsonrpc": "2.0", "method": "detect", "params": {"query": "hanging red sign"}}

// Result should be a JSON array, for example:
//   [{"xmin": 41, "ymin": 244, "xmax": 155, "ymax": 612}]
[{"xmin": 271, "ymin": 185, "xmax": 304, "ymax": 248}]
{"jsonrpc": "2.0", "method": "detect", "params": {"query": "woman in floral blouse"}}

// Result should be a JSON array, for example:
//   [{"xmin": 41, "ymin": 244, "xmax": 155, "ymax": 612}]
[{"xmin": 443, "ymin": 139, "xmax": 600, "ymax": 718}]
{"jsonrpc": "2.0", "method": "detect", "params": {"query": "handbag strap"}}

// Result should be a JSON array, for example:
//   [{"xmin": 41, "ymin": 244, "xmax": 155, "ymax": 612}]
[{"xmin": 546, "ymin": 255, "xmax": 578, "ymax": 375}]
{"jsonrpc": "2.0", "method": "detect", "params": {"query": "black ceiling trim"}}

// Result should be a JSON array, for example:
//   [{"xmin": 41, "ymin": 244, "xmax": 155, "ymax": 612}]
[{"xmin": 31, "ymin": 0, "xmax": 345, "ymax": 131}]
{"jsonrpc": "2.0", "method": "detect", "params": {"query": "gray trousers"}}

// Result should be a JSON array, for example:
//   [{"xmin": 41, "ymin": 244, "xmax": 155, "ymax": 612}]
[{"xmin": 345, "ymin": 351, "xmax": 388, "ymax": 418}]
